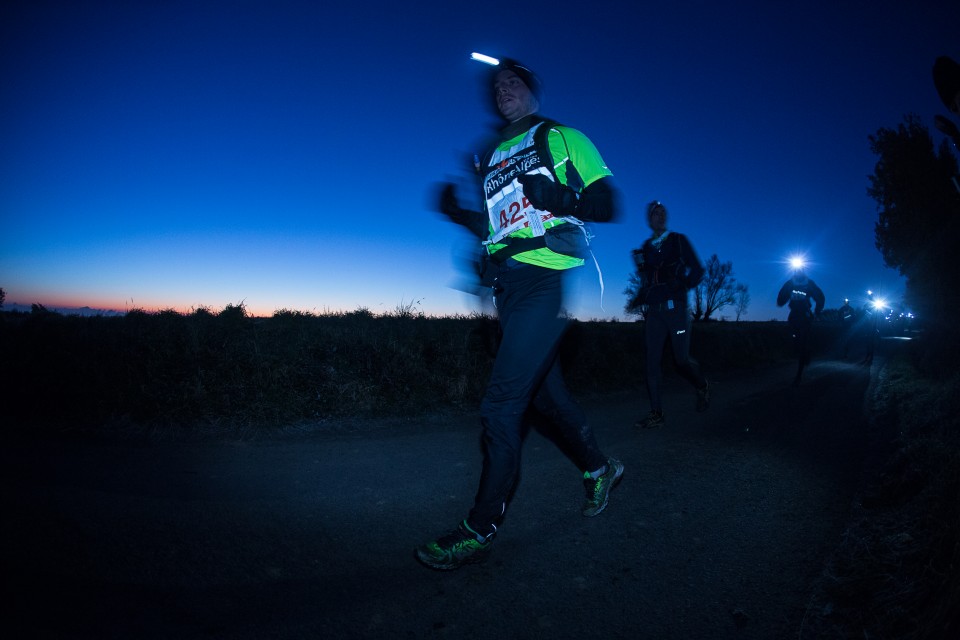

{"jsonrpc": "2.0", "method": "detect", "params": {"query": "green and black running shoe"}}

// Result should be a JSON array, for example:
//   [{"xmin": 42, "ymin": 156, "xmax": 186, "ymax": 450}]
[
  {"xmin": 415, "ymin": 520, "xmax": 494, "ymax": 570},
  {"xmin": 635, "ymin": 410, "xmax": 665, "ymax": 429},
  {"xmin": 582, "ymin": 458, "xmax": 624, "ymax": 517}
]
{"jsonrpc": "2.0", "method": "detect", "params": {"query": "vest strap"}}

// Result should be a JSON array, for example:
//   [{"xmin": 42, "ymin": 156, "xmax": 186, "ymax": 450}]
[{"xmin": 486, "ymin": 236, "xmax": 548, "ymax": 264}]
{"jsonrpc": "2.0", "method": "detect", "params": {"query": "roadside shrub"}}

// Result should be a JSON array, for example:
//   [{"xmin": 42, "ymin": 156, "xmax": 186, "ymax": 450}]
[{"xmin": 800, "ymin": 348, "xmax": 960, "ymax": 639}]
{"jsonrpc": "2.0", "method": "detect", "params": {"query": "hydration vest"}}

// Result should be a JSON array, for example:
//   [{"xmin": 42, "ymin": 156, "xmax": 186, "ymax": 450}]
[{"xmin": 479, "ymin": 119, "xmax": 588, "ymax": 268}]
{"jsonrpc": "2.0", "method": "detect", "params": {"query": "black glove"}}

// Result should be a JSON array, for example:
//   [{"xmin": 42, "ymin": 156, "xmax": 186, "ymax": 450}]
[
  {"xmin": 435, "ymin": 182, "xmax": 487, "ymax": 239},
  {"xmin": 517, "ymin": 173, "xmax": 580, "ymax": 216},
  {"xmin": 438, "ymin": 182, "xmax": 463, "ymax": 218}
]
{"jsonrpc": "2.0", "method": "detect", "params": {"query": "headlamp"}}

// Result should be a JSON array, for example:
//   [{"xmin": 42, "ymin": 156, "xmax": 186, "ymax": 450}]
[{"xmin": 470, "ymin": 52, "xmax": 500, "ymax": 66}]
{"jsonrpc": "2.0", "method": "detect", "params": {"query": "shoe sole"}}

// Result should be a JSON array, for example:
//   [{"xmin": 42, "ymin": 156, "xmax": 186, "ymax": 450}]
[
  {"xmin": 635, "ymin": 419, "xmax": 664, "ymax": 429},
  {"xmin": 413, "ymin": 546, "xmax": 491, "ymax": 571}
]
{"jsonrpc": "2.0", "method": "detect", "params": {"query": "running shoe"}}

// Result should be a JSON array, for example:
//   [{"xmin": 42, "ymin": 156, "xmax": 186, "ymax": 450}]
[
  {"xmin": 414, "ymin": 520, "xmax": 494, "ymax": 570},
  {"xmin": 634, "ymin": 410, "xmax": 665, "ymax": 429},
  {"xmin": 582, "ymin": 458, "xmax": 624, "ymax": 517}
]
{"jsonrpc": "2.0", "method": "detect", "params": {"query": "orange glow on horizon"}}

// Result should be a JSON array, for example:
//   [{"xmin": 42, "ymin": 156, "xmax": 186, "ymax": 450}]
[{"xmin": 2, "ymin": 291, "xmax": 472, "ymax": 319}]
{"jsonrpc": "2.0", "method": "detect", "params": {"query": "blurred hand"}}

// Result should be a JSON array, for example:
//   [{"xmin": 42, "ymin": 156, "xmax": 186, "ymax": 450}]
[
  {"xmin": 438, "ymin": 183, "xmax": 462, "ymax": 218},
  {"xmin": 517, "ymin": 173, "xmax": 579, "ymax": 216}
]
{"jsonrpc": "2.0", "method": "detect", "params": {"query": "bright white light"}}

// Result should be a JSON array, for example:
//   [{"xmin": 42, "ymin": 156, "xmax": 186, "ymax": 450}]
[
  {"xmin": 872, "ymin": 298, "xmax": 887, "ymax": 310},
  {"xmin": 789, "ymin": 256, "xmax": 805, "ymax": 270},
  {"xmin": 470, "ymin": 52, "xmax": 500, "ymax": 66}
]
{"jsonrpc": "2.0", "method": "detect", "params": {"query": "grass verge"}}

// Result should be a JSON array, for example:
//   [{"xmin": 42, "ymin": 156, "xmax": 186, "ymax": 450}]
[{"xmin": 800, "ymin": 349, "xmax": 960, "ymax": 639}]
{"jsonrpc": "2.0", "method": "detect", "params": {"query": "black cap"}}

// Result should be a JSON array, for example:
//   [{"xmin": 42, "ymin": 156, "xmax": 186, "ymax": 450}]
[
  {"xmin": 646, "ymin": 200, "xmax": 667, "ymax": 217},
  {"xmin": 491, "ymin": 58, "xmax": 543, "ymax": 103}
]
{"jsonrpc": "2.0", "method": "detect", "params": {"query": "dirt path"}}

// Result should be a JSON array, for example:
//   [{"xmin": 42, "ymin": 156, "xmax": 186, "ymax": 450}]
[{"xmin": 2, "ymin": 356, "xmax": 879, "ymax": 639}]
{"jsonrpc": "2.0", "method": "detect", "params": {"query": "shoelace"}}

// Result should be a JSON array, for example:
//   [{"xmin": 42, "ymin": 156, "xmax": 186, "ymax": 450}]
[
  {"xmin": 436, "ymin": 526, "xmax": 472, "ymax": 548},
  {"xmin": 584, "ymin": 475, "xmax": 604, "ymax": 499},
  {"xmin": 437, "ymin": 523, "xmax": 493, "ymax": 547}
]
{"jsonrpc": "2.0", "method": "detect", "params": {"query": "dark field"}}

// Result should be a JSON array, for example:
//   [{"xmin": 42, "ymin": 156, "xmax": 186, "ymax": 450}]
[{"xmin": 1, "ymin": 309, "xmax": 956, "ymax": 638}]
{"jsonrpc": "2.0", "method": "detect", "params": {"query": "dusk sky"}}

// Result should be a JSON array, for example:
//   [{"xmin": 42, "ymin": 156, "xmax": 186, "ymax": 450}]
[{"xmin": 2, "ymin": 0, "xmax": 958, "ymax": 321}]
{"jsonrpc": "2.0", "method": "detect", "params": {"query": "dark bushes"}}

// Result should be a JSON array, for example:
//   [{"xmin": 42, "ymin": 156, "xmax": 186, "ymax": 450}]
[{"xmin": 1, "ymin": 308, "xmax": 822, "ymax": 431}]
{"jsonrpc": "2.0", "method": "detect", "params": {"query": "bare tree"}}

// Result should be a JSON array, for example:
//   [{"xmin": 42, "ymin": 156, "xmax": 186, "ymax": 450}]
[
  {"xmin": 622, "ymin": 272, "xmax": 645, "ymax": 317},
  {"xmin": 626, "ymin": 256, "xmax": 747, "ymax": 321},
  {"xmin": 692, "ymin": 279, "xmax": 705, "ymax": 321},
  {"xmin": 735, "ymin": 283, "xmax": 750, "ymax": 321},
  {"xmin": 695, "ymin": 254, "xmax": 739, "ymax": 320}
]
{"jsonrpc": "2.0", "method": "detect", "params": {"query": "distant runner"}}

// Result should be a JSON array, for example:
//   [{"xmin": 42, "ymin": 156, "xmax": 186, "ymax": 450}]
[
  {"xmin": 776, "ymin": 262, "xmax": 825, "ymax": 385},
  {"xmin": 630, "ymin": 200, "xmax": 710, "ymax": 430}
]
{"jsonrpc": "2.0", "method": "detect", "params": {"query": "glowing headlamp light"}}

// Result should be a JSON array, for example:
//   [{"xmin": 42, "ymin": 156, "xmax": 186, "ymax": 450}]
[{"xmin": 470, "ymin": 52, "xmax": 500, "ymax": 66}]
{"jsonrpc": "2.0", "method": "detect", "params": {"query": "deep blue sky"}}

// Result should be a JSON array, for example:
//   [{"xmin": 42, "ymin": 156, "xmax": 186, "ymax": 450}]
[{"xmin": 2, "ymin": 0, "xmax": 958, "ymax": 320}]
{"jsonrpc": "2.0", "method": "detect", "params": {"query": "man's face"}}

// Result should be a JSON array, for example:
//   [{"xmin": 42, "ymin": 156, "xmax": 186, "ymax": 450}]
[
  {"xmin": 647, "ymin": 205, "xmax": 667, "ymax": 233},
  {"xmin": 494, "ymin": 69, "xmax": 539, "ymax": 122}
]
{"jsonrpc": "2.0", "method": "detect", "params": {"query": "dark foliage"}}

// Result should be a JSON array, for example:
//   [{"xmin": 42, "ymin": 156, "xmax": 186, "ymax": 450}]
[
  {"xmin": 801, "ymin": 350, "xmax": 960, "ymax": 640},
  {"xmin": 868, "ymin": 115, "xmax": 960, "ymax": 374},
  {"xmin": 0, "ymin": 308, "xmax": 827, "ymax": 432}
]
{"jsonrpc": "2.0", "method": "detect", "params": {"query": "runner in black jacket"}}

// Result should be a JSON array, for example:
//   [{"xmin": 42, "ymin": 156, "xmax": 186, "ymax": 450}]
[
  {"xmin": 776, "ymin": 267, "xmax": 825, "ymax": 385},
  {"xmin": 631, "ymin": 201, "xmax": 710, "ymax": 429}
]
